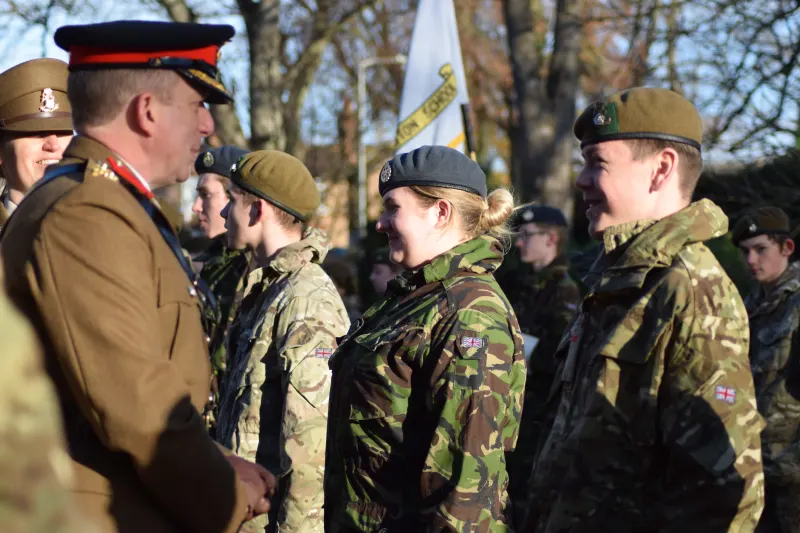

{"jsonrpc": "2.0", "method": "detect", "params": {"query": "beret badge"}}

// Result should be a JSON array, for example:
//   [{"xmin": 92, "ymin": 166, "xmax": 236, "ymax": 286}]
[
  {"xmin": 202, "ymin": 151, "xmax": 215, "ymax": 168},
  {"xmin": 522, "ymin": 209, "xmax": 534, "ymax": 222},
  {"xmin": 749, "ymin": 223, "xmax": 757, "ymax": 233},
  {"xmin": 380, "ymin": 162, "xmax": 392, "ymax": 183},
  {"xmin": 592, "ymin": 110, "xmax": 612, "ymax": 127}
]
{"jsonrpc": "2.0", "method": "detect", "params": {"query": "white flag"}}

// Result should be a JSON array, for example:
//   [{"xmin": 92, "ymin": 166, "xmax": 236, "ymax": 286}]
[{"xmin": 395, "ymin": 0, "xmax": 470, "ymax": 155}]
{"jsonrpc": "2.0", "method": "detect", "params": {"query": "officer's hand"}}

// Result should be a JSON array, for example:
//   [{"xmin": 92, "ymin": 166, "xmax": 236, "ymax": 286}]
[{"xmin": 227, "ymin": 455, "xmax": 276, "ymax": 519}]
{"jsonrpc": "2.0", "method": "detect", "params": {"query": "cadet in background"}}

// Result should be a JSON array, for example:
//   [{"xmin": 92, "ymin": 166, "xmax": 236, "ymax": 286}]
[
  {"xmin": 368, "ymin": 246, "xmax": 403, "ymax": 296},
  {"xmin": 215, "ymin": 150, "xmax": 349, "ymax": 533},
  {"xmin": 524, "ymin": 87, "xmax": 765, "ymax": 532},
  {"xmin": 325, "ymin": 145, "xmax": 526, "ymax": 532},
  {"xmin": 192, "ymin": 145, "xmax": 252, "ymax": 432},
  {"xmin": 734, "ymin": 207, "xmax": 800, "ymax": 533},
  {"xmin": 506, "ymin": 203, "xmax": 580, "ymax": 529}
]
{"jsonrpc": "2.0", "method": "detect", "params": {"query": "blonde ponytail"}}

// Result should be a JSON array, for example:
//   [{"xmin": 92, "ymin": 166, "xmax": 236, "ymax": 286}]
[{"xmin": 409, "ymin": 185, "xmax": 516, "ymax": 243}]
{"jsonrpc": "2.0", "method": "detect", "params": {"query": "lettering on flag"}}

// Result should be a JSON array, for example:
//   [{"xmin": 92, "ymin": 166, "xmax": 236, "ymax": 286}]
[{"xmin": 395, "ymin": 63, "xmax": 459, "ymax": 148}]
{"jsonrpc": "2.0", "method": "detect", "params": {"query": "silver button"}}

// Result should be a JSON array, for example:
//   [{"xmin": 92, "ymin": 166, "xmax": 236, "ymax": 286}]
[{"xmin": 188, "ymin": 286, "xmax": 197, "ymax": 297}]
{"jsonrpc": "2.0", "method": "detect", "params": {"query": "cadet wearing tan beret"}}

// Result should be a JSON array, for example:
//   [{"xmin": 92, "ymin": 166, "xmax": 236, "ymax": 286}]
[
  {"xmin": 524, "ymin": 87, "xmax": 765, "ymax": 532},
  {"xmin": 0, "ymin": 58, "xmax": 73, "ymax": 229},
  {"xmin": 217, "ymin": 150, "xmax": 349, "ymax": 533}
]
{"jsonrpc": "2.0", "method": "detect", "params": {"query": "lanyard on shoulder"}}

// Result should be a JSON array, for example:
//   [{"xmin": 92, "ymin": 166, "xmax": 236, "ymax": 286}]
[{"xmin": 39, "ymin": 159, "xmax": 220, "ymax": 335}]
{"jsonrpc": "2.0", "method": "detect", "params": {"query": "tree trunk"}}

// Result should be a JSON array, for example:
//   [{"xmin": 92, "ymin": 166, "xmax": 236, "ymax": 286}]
[
  {"xmin": 504, "ymin": 0, "xmax": 582, "ymax": 220},
  {"xmin": 239, "ymin": 0, "xmax": 285, "ymax": 151}
]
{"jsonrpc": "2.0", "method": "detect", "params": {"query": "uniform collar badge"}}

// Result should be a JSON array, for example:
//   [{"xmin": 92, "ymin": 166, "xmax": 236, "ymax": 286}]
[{"xmin": 39, "ymin": 88, "xmax": 59, "ymax": 113}]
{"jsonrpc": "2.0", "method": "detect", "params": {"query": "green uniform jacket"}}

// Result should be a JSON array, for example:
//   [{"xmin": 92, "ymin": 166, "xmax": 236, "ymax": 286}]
[
  {"xmin": 324, "ymin": 236, "xmax": 527, "ymax": 533},
  {"xmin": 506, "ymin": 257, "xmax": 580, "ymax": 527},
  {"xmin": 216, "ymin": 228, "xmax": 350, "ymax": 533},
  {"xmin": 747, "ymin": 261, "xmax": 800, "ymax": 532},
  {"xmin": 196, "ymin": 233, "xmax": 251, "ymax": 431},
  {"xmin": 525, "ymin": 200, "xmax": 765, "ymax": 533},
  {"xmin": 197, "ymin": 234, "xmax": 251, "ymax": 378}
]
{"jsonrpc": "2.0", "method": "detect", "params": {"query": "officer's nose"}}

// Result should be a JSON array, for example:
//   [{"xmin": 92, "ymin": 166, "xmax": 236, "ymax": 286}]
[
  {"xmin": 199, "ymin": 105, "xmax": 214, "ymax": 137},
  {"xmin": 220, "ymin": 201, "xmax": 231, "ymax": 220},
  {"xmin": 42, "ymin": 134, "xmax": 62, "ymax": 153}
]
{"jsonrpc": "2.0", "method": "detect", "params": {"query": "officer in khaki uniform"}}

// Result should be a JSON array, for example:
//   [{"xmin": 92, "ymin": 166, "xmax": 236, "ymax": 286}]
[
  {"xmin": 733, "ymin": 208, "xmax": 800, "ymax": 533},
  {"xmin": 524, "ymin": 88, "xmax": 765, "ymax": 532},
  {"xmin": 0, "ymin": 58, "xmax": 73, "ymax": 230},
  {"xmin": 1, "ymin": 21, "xmax": 275, "ymax": 533},
  {"xmin": 215, "ymin": 150, "xmax": 350, "ymax": 533}
]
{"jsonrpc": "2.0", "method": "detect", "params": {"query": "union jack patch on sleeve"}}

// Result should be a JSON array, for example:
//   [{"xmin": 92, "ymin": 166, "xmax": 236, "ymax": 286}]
[
  {"xmin": 461, "ymin": 337, "xmax": 483, "ymax": 348},
  {"xmin": 315, "ymin": 347, "xmax": 334, "ymax": 359},
  {"xmin": 715, "ymin": 385, "xmax": 736, "ymax": 404}
]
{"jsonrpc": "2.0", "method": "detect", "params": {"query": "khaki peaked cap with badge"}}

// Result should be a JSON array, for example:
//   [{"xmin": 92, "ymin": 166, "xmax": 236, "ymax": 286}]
[
  {"xmin": 574, "ymin": 87, "xmax": 703, "ymax": 150},
  {"xmin": 230, "ymin": 150, "xmax": 319, "ymax": 221},
  {"xmin": 0, "ymin": 58, "xmax": 73, "ymax": 133},
  {"xmin": 1, "ymin": 21, "xmax": 253, "ymax": 533},
  {"xmin": 732, "ymin": 206, "xmax": 795, "ymax": 245}
]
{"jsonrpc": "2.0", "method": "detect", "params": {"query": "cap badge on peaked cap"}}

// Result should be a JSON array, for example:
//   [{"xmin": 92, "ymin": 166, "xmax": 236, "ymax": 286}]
[
  {"xmin": 39, "ymin": 88, "xmax": 59, "ymax": 112},
  {"xmin": 202, "ymin": 151, "xmax": 215, "ymax": 168},
  {"xmin": 380, "ymin": 162, "xmax": 392, "ymax": 183}
]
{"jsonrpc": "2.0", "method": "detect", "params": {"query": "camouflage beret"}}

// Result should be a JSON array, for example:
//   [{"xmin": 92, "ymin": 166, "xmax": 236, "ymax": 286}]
[
  {"xmin": 230, "ymin": 150, "xmax": 319, "ymax": 222},
  {"xmin": 378, "ymin": 145, "xmax": 487, "ymax": 199},
  {"xmin": 574, "ymin": 87, "xmax": 702, "ymax": 151},
  {"xmin": 516, "ymin": 203, "xmax": 568, "ymax": 227},
  {"xmin": 194, "ymin": 145, "xmax": 249, "ymax": 179},
  {"xmin": 732, "ymin": 206, "xmax": 792, "ymax": 245},
  {"xmin": 0, "ymin": 58, "xmax": 72, "ymax": 133}
]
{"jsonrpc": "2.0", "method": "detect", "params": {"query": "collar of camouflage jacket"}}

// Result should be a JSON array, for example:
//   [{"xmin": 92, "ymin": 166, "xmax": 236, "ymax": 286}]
[
  {"xmin": 265, "ymin": 226, "xmax": 331, "ymax": 274},
  {"xmin": 391, "ymin": 235, "xmax": 503, "ymax": 294},
  {"xmin": 195, "ymin": 233, "xmax": 229, "ymax": 263},
  {"xmin": 587, "ymin": 199, "xmax": 728, "ymax": 293},
  {"xmin": 748, "ymin": 261, "xmax": 800, "ymax": 317}
]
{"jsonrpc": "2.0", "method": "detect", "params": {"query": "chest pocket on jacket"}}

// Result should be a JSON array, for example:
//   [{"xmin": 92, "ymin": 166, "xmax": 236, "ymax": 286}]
[
  {"xmin": 347, "ymin": 324, "xmax": 426, "ymax": 421},
  {"xmin": 584, "ymin": 305, "xmax": 669, "ymax": 449}
]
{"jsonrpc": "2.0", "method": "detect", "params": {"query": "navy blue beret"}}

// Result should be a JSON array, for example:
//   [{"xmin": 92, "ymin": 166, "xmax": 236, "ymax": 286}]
[
  {"xmin": 516, "ymin": 204, "xmax": 568, "ymax": 227},
  {"xmin": 378, "ymin": 145, "xmax": 487, "ymax": 199},
  {"xmin": 194, "ymin": 145, "xmax": 249, "ymax": 179}
]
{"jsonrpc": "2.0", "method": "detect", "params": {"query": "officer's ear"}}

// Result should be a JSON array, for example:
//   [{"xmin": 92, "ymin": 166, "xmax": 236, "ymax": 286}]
[
  {"xmin": 130, "ymin": 92, "xmax": 159, "ymax": 137},
  {"xmin": 250, "ymin": 198, "xmax": 265, "ymax": 225}
]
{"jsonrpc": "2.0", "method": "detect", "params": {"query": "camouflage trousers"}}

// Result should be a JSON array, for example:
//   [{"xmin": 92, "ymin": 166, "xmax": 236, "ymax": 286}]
[{"xmin": 238, "ymin": 475, "xmax": 324, "ymax": 533}]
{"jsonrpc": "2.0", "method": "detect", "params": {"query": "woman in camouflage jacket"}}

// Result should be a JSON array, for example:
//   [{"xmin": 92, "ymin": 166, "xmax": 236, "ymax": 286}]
[{"xmin": 324, "ymin": 146, "xmax": 526, "ymax": 533}]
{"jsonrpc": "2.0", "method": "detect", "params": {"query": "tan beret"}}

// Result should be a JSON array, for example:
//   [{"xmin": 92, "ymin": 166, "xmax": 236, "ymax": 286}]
[
  {"xmin": 574, "ymin": 87, "xmax": 702, "ymax": 151},
  {"xmin": 732, "ymin": 206, "xmax": 792, "ymax": 245},
  {"xmin": 0, "ymin": 58, "xmax": 72, "ymax": 133},
  {"xmin": 231, "ymin": 150, "xmax": 319, "ymax": 222}
]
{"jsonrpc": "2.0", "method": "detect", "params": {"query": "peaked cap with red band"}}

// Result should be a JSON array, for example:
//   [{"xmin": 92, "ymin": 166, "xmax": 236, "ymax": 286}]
[{"xmin": 54, "ymin": 20, "xmax": 235, "ymax": 104}]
